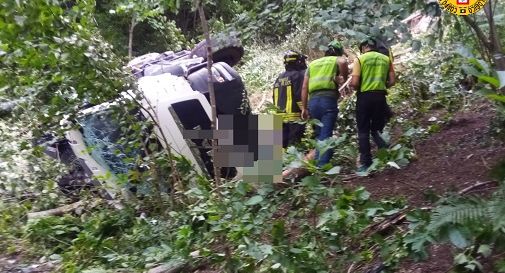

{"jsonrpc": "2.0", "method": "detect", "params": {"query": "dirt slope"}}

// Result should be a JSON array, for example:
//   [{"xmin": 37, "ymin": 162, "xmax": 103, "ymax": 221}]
[
  {"xmin": 352, "ymin": 103, "xmax": 505, "ymax": 206},
  {"xmin": 349, "ymin": 102, "xmax": 505, "ymax": 273}
]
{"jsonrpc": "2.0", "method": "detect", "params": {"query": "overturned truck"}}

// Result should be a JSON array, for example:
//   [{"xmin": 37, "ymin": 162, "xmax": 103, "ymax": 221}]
[{"xmin": 51, "ymin": 38, "xmax": 250, "ymax": 198}]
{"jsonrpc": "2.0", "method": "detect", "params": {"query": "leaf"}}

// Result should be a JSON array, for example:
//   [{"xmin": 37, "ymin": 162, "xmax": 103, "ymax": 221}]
[
  {"xmin": 387, "ymin": 161, "xmax": 401, "ymax": 169},
  {"xmin": 464, "ymin": 263, "xmax": 477, "ymax": 271},
  {"xmin": 448, "ymin": 228, "xmax": 469, "ymax": 249},
  {"xmin": 48, "ymin": 254, "xmax": 62, "ymax": 261},
  {"xmin": 325, "ymin": 166, "xmax": 341, "ymax": 175},
  {"xmin": 289, "ymin": 248, "xmax": 303, "ymax": 254},
  {"xmin": 477, "ymin": 244, "xmax": 492, "ymax": 257},
  {"xmin": 397, "ymin": 158, "xmax": 410, "ymax": 167},
  {"xmin": 271, "ymin": 263, "xmax": 281, "ymax": 269},
  {"xmin": 497, "ymin": 71, "xmax": 505, "ymax": 88},
  {"xmin": 461, "ymin": 64, "xmax": 482, "ymax": 77},
  {"xmin": 310, "ymin": 118, "xmax": 323, "ymax": 128},
  {"xmin": 477, "ymin": 75, "xmax": 499, "ymax": 88},
  {"xmin": 366, "ymin": 207, "xmax": 383, "ymax": 217},
  {"xmin": 356, "ymin": 187, "xmax": 371, "ymax": 201},
  {"xmin": 317, "ymin": 212, "xmax": 332, "ymax": 228},
  {"xmin": 468, "ymin": 58, "xmax": 489, "ymax": 74},
  {"xmin": 245, "ymin": 195, "xmax": 263, "ymax": 206},
  {"xmin": 454, "ymin": 253, "xmax": 469, "ymax": 265},
  {"xmin": 259, "ymin": 244, "xmax": 273, "ymax": 256},
  {"xmin": 301, "ymin": 176, "xmax": 320, "ymax": 187},
  {"xmin": 485, "ymin": 93, "xmax": 505, "ymax": 103},
  {"xmin": 383, "ymin": 208, "xmax": 400, "ymax": 216}
]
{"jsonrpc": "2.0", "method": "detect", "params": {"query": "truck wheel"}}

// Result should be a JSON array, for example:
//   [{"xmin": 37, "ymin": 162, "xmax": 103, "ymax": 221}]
[{"xmin": 190, "ymin": 35, "xmax": 244, "ymax": 67}]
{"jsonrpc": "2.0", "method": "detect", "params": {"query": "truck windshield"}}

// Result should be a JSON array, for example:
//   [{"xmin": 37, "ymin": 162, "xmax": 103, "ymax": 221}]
[{"xmin": 78, "ymin": 110, "xmax": 140, "ymax": 176}]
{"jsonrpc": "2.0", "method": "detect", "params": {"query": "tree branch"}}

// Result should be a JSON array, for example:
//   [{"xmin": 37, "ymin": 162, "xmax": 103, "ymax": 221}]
[
  {"xmin": 128, "ymin": 16, "xmax": 136, "ymax": 59},
  {"xmin": 27, "ymin": 199, "xmax": 102, "ymax": 220},
  {"xmin": 461, "ymin": 15, "xmax": 491, "ymax": 53},
  {"xmin": 197, "ymin": 0, "xmax": 221, "ymax": 186},
  {"xmin": 484, "ymin": 0, "xmax": 501, "ymax": 53}
]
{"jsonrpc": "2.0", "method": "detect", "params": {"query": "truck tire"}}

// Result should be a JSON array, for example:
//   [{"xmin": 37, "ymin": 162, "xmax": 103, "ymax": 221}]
[{"xmin": 190, "ymin": 36, "xmax": 244, "ymax": 67}]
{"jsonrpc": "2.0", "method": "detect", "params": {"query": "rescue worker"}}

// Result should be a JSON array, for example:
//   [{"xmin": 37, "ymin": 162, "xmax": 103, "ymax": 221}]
[
  {"xmin": 350, "ymin": 37, "xmax": 396, "ymax": 172},
  {"xmin": 273, "ymin": 50, "xmax": 308, "ymax": 148},
  {"xmin": 301, "ymin": 40, "xmax": 349, "ymax": 167}
]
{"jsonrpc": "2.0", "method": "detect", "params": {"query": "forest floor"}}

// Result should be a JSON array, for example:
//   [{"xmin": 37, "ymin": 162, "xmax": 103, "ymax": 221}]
[
  {"xmin": 1, "ymin": 102, "xmax": 504, "ymax": 273},
  {"xmin": 348, "ymin": 101, "xmax": 505, "ymax": 273},
  {"xmin": 0, "ymin": 251, "xmax": 56, "ymax": 273}
]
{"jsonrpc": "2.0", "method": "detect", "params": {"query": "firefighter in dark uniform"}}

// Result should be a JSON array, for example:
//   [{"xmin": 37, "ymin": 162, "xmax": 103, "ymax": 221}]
[{"xmin": 272, "ymin": 50, "xmax": 308, "ymax": 148}]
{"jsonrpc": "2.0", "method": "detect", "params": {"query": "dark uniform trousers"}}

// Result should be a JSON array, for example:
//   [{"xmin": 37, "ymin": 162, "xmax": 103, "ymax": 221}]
[
  {"xmin": 283, "ymin": 122, "xmax": 305, "ymax": 148},
  {"xmin": 356, "ymin": 91, "xmax": 392, "ymax": 167}
]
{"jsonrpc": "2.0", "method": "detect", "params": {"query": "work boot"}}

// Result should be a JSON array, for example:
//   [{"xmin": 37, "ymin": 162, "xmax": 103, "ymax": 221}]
[{"xmin": 356, "ymin": 164, "xmax": 371, "ymax": 174}]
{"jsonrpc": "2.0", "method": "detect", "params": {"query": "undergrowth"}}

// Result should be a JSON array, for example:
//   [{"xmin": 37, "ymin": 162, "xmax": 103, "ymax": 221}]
[
  {"xmin": 18, "ymin": 178, "xmax": 410, "ymax": 273},
  {"xmin": 405, "ymin": 181, "xmax": 505, "ymax": 272}
]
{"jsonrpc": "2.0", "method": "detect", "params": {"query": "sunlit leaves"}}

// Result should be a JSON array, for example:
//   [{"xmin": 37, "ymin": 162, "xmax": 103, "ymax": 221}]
[{"xmin": 0, "ymin": 0, "xmax": 129, "ymax": 133}]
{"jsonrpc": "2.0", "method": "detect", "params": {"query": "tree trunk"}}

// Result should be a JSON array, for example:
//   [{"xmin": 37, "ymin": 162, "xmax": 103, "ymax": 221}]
[
  {"xmin": 484, "ymin": 0, "xmax": 505, "ymax": 71},
  {"xmin": 197, "ymin": 1, "xmax": 221, "ymax": 185},
  {"xmin": 128, "ymin": 17, "xmax": 136, "ymax": 59}
]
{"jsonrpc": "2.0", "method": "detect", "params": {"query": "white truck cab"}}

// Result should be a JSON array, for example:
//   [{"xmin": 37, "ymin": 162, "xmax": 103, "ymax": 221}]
[{"xmin": 63, "ymin": 60, "xmax": 247, "ymax": 198}]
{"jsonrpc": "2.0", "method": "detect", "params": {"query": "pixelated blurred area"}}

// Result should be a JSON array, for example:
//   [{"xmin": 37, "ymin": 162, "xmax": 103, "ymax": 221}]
[
  {"xmin": 241, "ymin": 115, "xmax": 283, "ymax": 184},
  {"xmin": 182, "ymin": 114, "xmax": 283, "ymax": 183}
]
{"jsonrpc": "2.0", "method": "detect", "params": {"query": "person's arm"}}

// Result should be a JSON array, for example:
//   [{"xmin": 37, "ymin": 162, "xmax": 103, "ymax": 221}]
[
  {"xmin": 337, "ymin": 57, "xmax": 349, "ymax": 83},
  {"xmin": 386, "ymin": 62, "xmax": 395, "ymax": 88},
  {"xmin": 350, "ymin": 58, "xmax": 361, "ymax": 91},
  {"xmin": 334, "ymin": 57, "xmax": 349, "ymax": 86},
  {"xmin": 301, "ymin": 74, "xmax": 309, "ymax": 120}
]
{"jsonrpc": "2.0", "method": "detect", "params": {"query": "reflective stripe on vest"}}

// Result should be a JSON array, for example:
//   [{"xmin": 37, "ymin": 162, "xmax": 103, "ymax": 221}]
[
  {"xmin": 272, "ymin": 70, "xmax": 305, "ymax": 122},
  {"xmin": 308, "ymin": 56, "xmax": 338, "ymax": 93},
  {"xmin": 358, "ymin": 51, "xmax": 390, "ymax": 92}
]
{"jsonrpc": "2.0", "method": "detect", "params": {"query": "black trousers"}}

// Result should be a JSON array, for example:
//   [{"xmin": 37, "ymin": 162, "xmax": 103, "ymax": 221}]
[
  {"xmin": 356, "ymin": 92, "xmax": 392, "ymax": 167},
  {"xmin": 283, "ymin": 122, "xmax": 306, "ymax": 148}
]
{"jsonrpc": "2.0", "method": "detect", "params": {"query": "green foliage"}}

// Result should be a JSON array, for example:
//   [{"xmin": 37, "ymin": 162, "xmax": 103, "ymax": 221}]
[
  {"xmin": 105, "ymin": 0, "xmax": 189, "ymax": 56},
  {"xmin": 0, "ymin": 0, "xmax": 129, "ymax": 133},
  {"xmin": 15, "ymin": 179, "xmax": 409, "ymax": 272},
  {"xmin": 2, "ymin": 0, "xmax": 505, "ymax": 272},
  {"xmin": 229, "ymin": 0, "xmax": 324, "ymax": 42},
  {"xmin": 0, "ymin": 202, "xmax": 28, "ymax": 252},
  {"xmin": 406, "ymin": 184, "xmax": 505, "ymax": 272},
  {"xmin": 146, "ymin": 16, "xmax": 188, "ymax": 52},
  {"xmin": 390, "ymin": 45, "xmax": 468, "ymax": 115},
  {"xmin": 25, "ymin": 215, "xmax": 82, "ymax": 254},
  {"xmin": 228, "ymin": 0, "xmax": 417, "ymax": 47},
  {"xmin": 0, "ymin": 120, "xmax": 67, "ymax": 210}
]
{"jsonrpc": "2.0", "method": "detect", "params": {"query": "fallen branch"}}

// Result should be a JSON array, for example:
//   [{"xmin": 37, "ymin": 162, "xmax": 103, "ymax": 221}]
[
  {"xmin": 359, "ymin": 207, "xmax": 410, "ymax": 240},
  {"xmin": 346, "ymin": 262, "xmax": 356, "ymax": 273},
  {"xmin": 27, "ymin": 199, "xmax": 102, "ymax": 220},
  {"xmin": 147, "ymin": 258, "xmax": 209, "ymax": 273},
  {"xmin": 147, "ymin": 262, "xmax": 187, "ymax": 273},
  {"xmin": 458, "ymin": 180, "xmax": 498, "ymax": 195}
]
